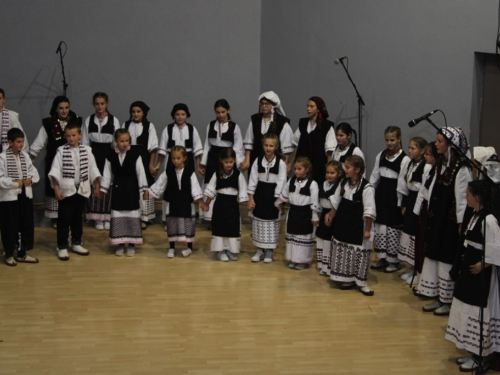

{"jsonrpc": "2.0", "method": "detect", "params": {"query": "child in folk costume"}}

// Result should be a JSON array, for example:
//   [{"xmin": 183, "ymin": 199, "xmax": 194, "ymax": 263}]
[
  {"xmin": 149, "ymin": 146, "xmax": 203, "ymax": 258},
  {"xmin": 316, "ymin": 160, "xmax": 343, "ymax": 276},
  {"xmin": 202, "ymin": 148, "xmax": 248, "ymax": 261},
  {"xmin": 410, "ymin": 143, "xmax": 438, "ymax": 287},
  {"xmin": 331, "ymin": 122, "xmax": 364, "ymax": 169},
  {"xmin": 30, "ymin": 96, "xmax": 82, "ymax": 225},
  {"xmin": 81, "ymin": 92, "xmax": 120, "ymax": 231},
  {"xmin": 445, "ymin": 180, "xmax": 500, "ymax": 372},
  {"xmin": 100, "ymin": 129, "xmax": 149, "ymax": 257},
  {"xmin": 325, "ymin": 155, "xmax": 376, "ymax": 296},
  {"xmin": 241, "ymin": 91, "xmax": 294, "ymax": 172},
  {"xmin": 247, "ymin": 133, "xmax": 287, "ymax": 263},
  {"xmin": 417, "ymin": 127, "xmax": 471, "ymax": 316},
  {"xmin": 276, "ymin": 157, "xmax": 320, "ymax": 270},
  {"xmin": 157, "ymin": 103, "xmax": 203, "ymax": 173},
  {"xmin": 0, "ymin": 128, "xmax": 39, "ymax": 266},
  {"xmin": 369, "ymin": 126, "xmax": 410, "ymax": 273},
  {"xmin": 290, "ymin": 96, "xmax": 336, "ymax": 184},
  {"xmin": 397, "ymin": 137, "xmax": 429, "ymax": 282},
  {"xmin": 198, "ymin": 99, "xmax": 245, "ymax": 225},
  {"xmin": 122, "ymin": 101, "xmax": 159, "ymax": 227},
  {"xmin": 48, "ymin": 123, "xmax": 101, "ymax": 261},
  {"xmin": 0, "ymin": 88, "xmax": 29, "ymax": 153}
]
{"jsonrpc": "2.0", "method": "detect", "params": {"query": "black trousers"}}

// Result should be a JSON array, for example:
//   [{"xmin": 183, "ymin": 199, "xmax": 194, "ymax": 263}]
[
  {"xmin": 57, "ymin": 194, "xmax": 86, "ymax": 249},
  {"xmin": 0, "ymin": 189, "xmax": 34, "ymax": 258}
]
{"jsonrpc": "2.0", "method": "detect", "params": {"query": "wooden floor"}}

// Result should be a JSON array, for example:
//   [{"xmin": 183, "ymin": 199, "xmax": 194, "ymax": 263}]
[{"xmin": 0, "ymin": 216, "xmax": 498, "ymax": 375}]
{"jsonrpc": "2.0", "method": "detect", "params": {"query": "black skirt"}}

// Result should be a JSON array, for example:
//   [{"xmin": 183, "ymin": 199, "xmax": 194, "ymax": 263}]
[{"xmin": 212, "ymin": 193, "xmax": 240, "ymax": 237}]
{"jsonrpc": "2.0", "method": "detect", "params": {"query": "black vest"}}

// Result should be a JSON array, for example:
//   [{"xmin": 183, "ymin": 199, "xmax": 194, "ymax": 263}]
[
  {"xmin": 250, "ymin": 113, "xmax": 290, "ymax": 164},
  {"xmin": 124, "ymin": 120, "xmax": 150, "ymax": 147},
  {"xmin": 336, "ymin": 143, "xmax": 357, "ymax": 163},
  {"xmin": 406, "ymin": 159, "xmax": 426, "ymax": 184},
  {"xmin": 256, "ymin": 155, "xmax": 280, "ymax": 175},
  {"xmin": 167, "ymin": 123, "xmax": 194, "ymax": 150},
  {"xmin": 379, "ymin": 150, "xmax": 407, "ymax": 174},
  {"xmin": 208, "ymin": 120, "xmax": 235, "ymax": 143},
  {"xmin": 289, "ymin": 176, "xmax": 312, "ymax": 196},
  {"xmin": 106, "ymin": 148, "xmax": 141, "ymax": 211},
  {"xmin": 215, "ymin": 169, "xmax": 240, "ymax": 190},
  {"xmin": 88, "ymin": 114, "xmax": 115, "ymax": 135},
  {"xmin": 319, "ymin": 180, "xmax": 340, "ymax": 200}
]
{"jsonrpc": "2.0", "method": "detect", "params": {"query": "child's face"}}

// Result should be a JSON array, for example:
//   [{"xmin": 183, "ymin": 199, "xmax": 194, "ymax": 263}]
[
  {"xmin": 131, "ymin": 107, "xmax": 144, "ymax": 122},
  {"xmin": 424, "ymin": 150, "xmax": 436, "ymax": 166},
  {"xmin": 262, "ymin": 139, "xmax": 278, "ymax": 158},
  {"xmin": 65, "ymin": 128, "xmax": 82, "ymax": 147},
  {"xmin": 56, "ymin": 101, "xmax": 70, "ymax": 119},
  {"xmin": 408, "ymin": 141, "xmax": 424, "ymax": 161},
  {"xmin": 94, "ymin": 97, "xmax": 108, "ymax": 114},
  {"xmin": 385, "ymin": 132, "xmax": 400, "ymax": 152},
  {"xmin": 435, "ymin": 133, "xmax": 448, "ymax": 155},
  {"xmin": 171, "ymin": 151, "xmax": 187, "ymax": 169},
  {"xmin": 344, "ymin": 161, "xmax": 360, "ymax": 180},
  {"xmin": 116, "ymin": 134, "xmax": 130, "ymax": 152},
  {"xmin": 221, "ymin": 157, "xmax": 235, "ymax": 173},
  {"xmin": 294, "ymin": 163, "xmax": 308, "ymax": 179},
  {"xmin": 8, "ymin": 137, "xmax": 24, "ymax": 154},
  {"xmin": 0, "ymin": 93, "xmax": 5, "ymax": 109},
  {"xmin": 325, "ymin": 166, "xmax": 340, "ymax": 183},
  {"xmin": 215, "ymin": 106, "xmax": 229, "ymax": 124},
  {"xmin": 336, "ymin": 130, "xmax": 351, "ymax": 147},
  {"xmin": 259, "ymin": 100, "xmax": 273, "ymax": 116},
  {"xmin": 465, "ymin": 186, "xmax": 479, "ymax": 210},
  {"xmin": 307, "ymin": 100, "xmax": 319, "ymax": 119},
  {"xmin": 175, "ymin": 110, "xmax": 187, "ymax": 126}
]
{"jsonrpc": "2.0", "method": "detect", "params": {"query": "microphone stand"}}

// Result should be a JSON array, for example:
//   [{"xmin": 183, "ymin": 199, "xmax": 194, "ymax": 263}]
[
  {"xmin": 425, "ymin": 117, "xmax": 492, "ymax": 374},
  {"xmin": 57, "ymin": 42, "xmax": 68, "ymax": 97},
  {"xmin": 337, "ymin": 59, "xmax": 365, "ymax": 148}
]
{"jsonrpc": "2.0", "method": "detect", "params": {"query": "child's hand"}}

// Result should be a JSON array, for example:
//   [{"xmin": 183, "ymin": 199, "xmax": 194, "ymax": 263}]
[
  {"xmin": 23, "ymin": 178, "xmax": 32, "ymax": 187},
  {"xmin": 94, "ymin": 189, "xmax": 102, "ymax": 199},
  {"xmin": 200, "ymin": 202, "xmax": 209, "ymax": 212},
  {"xmin": 277, "ymin": 204, "xmax": 283, "ymax": 211},
  {"xmin": 247, "ymin": 201, "xmax": 256, "ymax": 210},
  {"xmin": 149, "ymin": 165, "xmax": 157, "ymax": 177},
  {"xmin": 198, "ymin": 165, "xmax": 205, "ymax": 175},
  {"xmin": 240, "ymin": 160, "xmax": 249, "ymax": 171},
  {"xmin": 55, "ymin": 190, "xmax": 64, "ymax": 201},
  {"xmin": 312, "ymin": 220, "xmax": 319, "ymax": 227},
  {"xmin": 401, "ymin": 207, "xmax": 406, "ymax": 216},
  {"xmin": 14, "ymin": 179, "xmax": 23, "ymax": 188},
  {"xmin": 363, "ymin": 230, "xmax": 371, "ymax": 240},
  {"xmin": 325, "ymin": 214, "xmax": 332, "ymax": 227},
  {"xmin": 143, "ymin": 191, "xmax": 149, "ymax": 201}
]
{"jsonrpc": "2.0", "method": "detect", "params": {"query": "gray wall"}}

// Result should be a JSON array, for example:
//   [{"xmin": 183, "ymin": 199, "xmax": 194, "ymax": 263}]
[
  {"xmin": 1, "ymin": 0, "xmax": 499, "ymax": 202},
  {"xmin": 261, "ymin": 0, "xmax": 498, "ymax": 173},
  {"xmin": 0, "ymin": 0, "xmax": 261, "ymax": 202}
]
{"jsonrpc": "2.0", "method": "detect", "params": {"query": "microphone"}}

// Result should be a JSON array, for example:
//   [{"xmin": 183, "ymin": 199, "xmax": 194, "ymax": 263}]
[
  {"xmin": 408, "ymin": 110, "xmax": 439, "ymax": 127},
  {"xmin": 334, "ymin": 56, "xmax": 347, "ymax": 65},
  {"xmin": 55, "ymin": 41, "xmax": 63, "ymax": 54}
]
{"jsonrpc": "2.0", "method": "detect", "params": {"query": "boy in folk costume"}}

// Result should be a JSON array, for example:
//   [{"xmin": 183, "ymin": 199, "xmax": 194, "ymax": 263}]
[
  {"xmin": 48, "ymin": 123, "xmax": 101, "ymax": 261},
  {"xmin": 0, "ymin": 88, "xmax": 29, "ymax": 153},
  {"xmin": 0, "ymin": 128, "xmax": 39, "ymax": 266}
]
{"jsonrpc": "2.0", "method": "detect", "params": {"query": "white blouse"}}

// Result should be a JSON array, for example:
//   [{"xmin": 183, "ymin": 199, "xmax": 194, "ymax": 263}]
[{"xmin": 247, "ymin": 156, "xmax": 287, "ymax": 197}]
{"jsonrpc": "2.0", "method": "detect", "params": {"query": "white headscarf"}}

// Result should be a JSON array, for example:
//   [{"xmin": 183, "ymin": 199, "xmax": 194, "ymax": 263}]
[{"xmin": 259, "ymin": 91, "xmax": 286, "ymax": 116}]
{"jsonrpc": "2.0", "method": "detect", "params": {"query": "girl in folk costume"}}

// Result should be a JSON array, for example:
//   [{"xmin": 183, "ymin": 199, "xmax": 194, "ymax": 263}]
[
  {"xmin": 198, "ymin": 99, "xmax": 245, "ymax": 225},
  {"xmin": 290, "ymin": 96, "xmax": 336, "ymax": 184},
  {"xmin": 445, "ymin": 180, "xmax": 500, "ymax": 373},
  {"xmin": 316, "ymin": 160, "xmax": 343, "ymax": 276},
  {"xmin": 276, "ymin": 157, "xmax": 320, "ymax": 270},
  {"xmin": 410, "ymin": 142, "xmax": 438, "ymax": 287},
  {"xmin": 247, "ymin": 133, "xmax": 287, "ymax": 264},
  {"xmin": 325, "ymin": 155, "xmax": 376, "ymax": 296},
  {"xmin": 157, "ymin": 103, "xmax": 203, "ymax": 173},
  {"xmin": 369, "ymin": 126, "xmax": 410, "ymax": 273},
  {"xmin": 0, "ymin": 88, "xmax": 29, "ymax": 153},
  {"xmin": 397, "ymin": 137, "xmax": 429, "ymax": 282},
  {"xmin": 416, "ymin": 127, "xmax": 471, "ymax": 316},
  {"xmin": 0, "ymin": 128, "xmax": 39, "ymax": 266},
  {"xmin": 331, "ymin": 122, "xmax": 364, "ymax": 169},
  {"xmin": 241, "ymin": 91, "xmax": 294, "ymax": 171},
  {"xmin": 121, "ymin": 101, "xmax": 159, "ymax": 227},
  {"xmin": 29, "ymin": 96, "xmax": 82, "ymax": 226},
  {"xmin": 202, "ymin": 148, "xmax": 248, "ymax": 262},
  {"xmin": 81, "ymin": 92, "xmax": 120, "ymax": 231},
  {"xmin": 100, "ymin": 129, "xmax": 149, "ymax": 257},
  {"xmin": 149, "ymin": 146, "xmax": 203, "ymax": 259},
  {"xmin": 48, "ymin": 124, "xmax": 101, "ymax": 261}
]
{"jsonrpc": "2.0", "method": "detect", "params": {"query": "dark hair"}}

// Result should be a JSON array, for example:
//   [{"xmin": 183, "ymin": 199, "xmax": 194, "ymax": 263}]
[
  {"xmin": 325, "ymin": 160, "xmax": 344, "ymax": 179},
  {"xmin": 64, "ymin": 123, "xmax": 81, "ymax": 134},
  {"xmin": 425, "ymin": 142, "xmax": 438, "ymax": 160},
  {"xmin": 171, "ymin": 145, "xmax": 188, "ymax": 158},
  {"xmin": 50, "ymin": 96, "xmax": 70, "ymax": 116},
  {"xmin": 214, "ymin": 99, "xmax": 231, "ymax": 121},
  {"xmin": 93, "ymin": 92, "xmax": 109, "ymax": 103},
  {"xmin": 261, "ymin": 133, "xmax": 282, "ymax": 160},
  {"xmin": 410, "ymin": 137, "xmax": 427, "ymax": 150},
  {"xmin": 218, "ymin": 147, "xmax": 236, "ymax": 178},
  {"xmin": 114, "ymin": 128, "xmax": 129, "ymax": 141},
  {"xmin": 335, "ymin": 122, "xmax": 358, "ymax": 145},
  {"xmin": 129, "ymin": 101, "xmax": 150, "ymax": 119},
  {"xmin": 171, "ymin": 103, "xmax": 190, "ymax": 119},
  {"xmin": 295, "ymin": 156, "xmax": 312, "ymax": 178},
  {"xmin": 340, "ymin": 155, "xmax": 365, "ymax": 196},
  {"xmin": 385, "ymin": 126, "xmax": 403, "ymax": 149},
  {"xmin": 7, "ymin": 127, "xmax": 24, "ymax": 142},
  {"xmin": 467, "ymin": 179, "xmax": 500, "ymax": 221},
  {"xmin": 308, "ymin": 96, "xmax": 329, "ymax": 127},
  {"xmin": 0, "ymin": 88, "xmax": 5, "ymax": 97}
]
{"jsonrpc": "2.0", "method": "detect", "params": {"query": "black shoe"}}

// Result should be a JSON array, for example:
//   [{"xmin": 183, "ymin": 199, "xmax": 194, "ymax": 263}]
[{"xmin": 370, "ymin": 259, "xmax": 389, "ymax": 270}]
